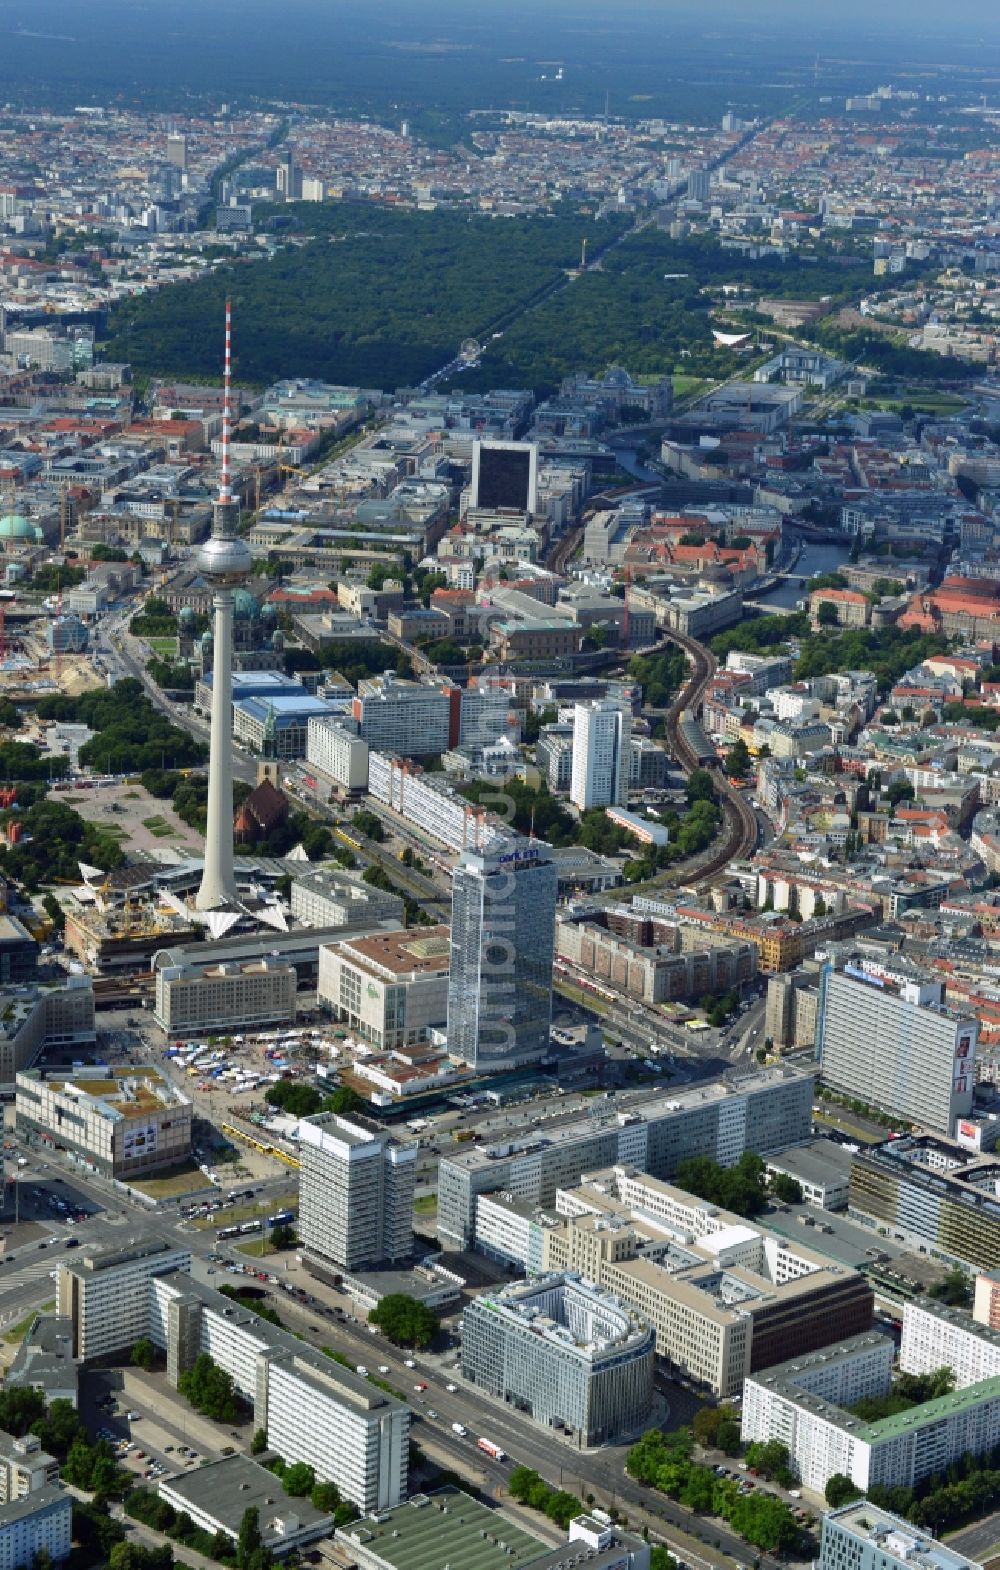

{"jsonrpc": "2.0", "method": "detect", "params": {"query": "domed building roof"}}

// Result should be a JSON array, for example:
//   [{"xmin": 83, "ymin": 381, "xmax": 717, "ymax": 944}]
[
  {"xmin": 178, "ymin": 605, "xmax": 197, "ymax": 624},
  {"xmin": 200, "ymin": 629, "xmax": 214, "ymax": 651},
  {"xmin": 233, "ymin": 588, "xmax": 261, "ymax": 621},
  {"xmin": 260, "ymin": 601, "xmax": 278, "ymax": 624},
  {"xmin": 0, "ymin": 513, "xmax": 42, "ymax": 543}
]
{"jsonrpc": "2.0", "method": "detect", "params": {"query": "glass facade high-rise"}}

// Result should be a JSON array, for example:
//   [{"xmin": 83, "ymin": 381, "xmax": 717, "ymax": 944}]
[{"xmin": 447, "ymin": 835, "xmax": 557, "ymax": 1070}]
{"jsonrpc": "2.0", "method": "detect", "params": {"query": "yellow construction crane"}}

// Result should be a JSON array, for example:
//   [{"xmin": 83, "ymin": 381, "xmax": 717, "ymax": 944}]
[{"xmin": 276, "ymin": 429, "xmax": 301, "ymax": 482}]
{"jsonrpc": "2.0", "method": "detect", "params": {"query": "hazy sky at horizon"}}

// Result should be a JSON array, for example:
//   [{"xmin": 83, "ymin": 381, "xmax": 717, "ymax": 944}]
[{"xmin": 5, "ymin": 0, "xmax": 1000, "ymax": 114}]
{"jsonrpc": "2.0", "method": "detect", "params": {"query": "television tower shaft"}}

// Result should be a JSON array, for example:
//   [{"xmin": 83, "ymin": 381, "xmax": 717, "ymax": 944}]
[{"xmin": 195, "ymin": 300, "xmax": 253, "ymax": 912}]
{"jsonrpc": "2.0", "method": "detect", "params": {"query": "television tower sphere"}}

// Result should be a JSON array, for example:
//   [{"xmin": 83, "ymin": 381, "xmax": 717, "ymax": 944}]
[{"xmin": 198, "ymin": 529, "xmax": 252, "ymax": 585}]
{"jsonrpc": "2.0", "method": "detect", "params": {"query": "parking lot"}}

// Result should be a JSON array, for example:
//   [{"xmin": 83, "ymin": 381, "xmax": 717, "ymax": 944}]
[{"xmin": 83, "ymin": 1366, "xmax": 253, "ymax": 1483}]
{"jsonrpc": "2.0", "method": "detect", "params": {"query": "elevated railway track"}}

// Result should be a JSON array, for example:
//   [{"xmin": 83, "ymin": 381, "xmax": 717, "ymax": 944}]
[{"xmin": 662, "ymin": 628, "xmax": 759, "ymax": 881}]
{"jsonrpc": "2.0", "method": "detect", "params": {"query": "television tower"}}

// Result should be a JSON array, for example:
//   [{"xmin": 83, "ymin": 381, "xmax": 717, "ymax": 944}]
[{"xmin": 195, "ymin": 300, "xmax": 252, "ymax": 911}]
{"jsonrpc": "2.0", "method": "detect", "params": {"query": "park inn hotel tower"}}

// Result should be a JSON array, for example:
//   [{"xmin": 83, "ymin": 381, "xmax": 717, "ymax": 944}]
[{"xmin": 446, "ymin": 833, "xmax": 557, "ymax": 1071}]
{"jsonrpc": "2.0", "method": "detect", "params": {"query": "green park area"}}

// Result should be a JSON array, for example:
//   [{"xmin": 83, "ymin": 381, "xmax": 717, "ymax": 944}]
[{"xmin": 102, "ymin": 206, "xmax": 894, "ymax": 397}]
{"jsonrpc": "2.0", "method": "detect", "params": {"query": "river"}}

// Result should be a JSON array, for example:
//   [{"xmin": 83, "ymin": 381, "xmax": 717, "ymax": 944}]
[
  {"xmin": 755, "ymin": 530, "xmax": 855, "ymax": 610},
  {"xmin": 613, "ymin": 447, "xmax": 663, "ymax": 485},
  {"xmin": 610, "ymin": 453, "xmax": 855, "ymax": 607}
]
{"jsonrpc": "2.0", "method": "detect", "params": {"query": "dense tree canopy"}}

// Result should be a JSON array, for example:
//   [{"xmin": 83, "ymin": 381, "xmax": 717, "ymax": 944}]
[
  {"xmin": 37, "ymin": 680, "xmax": 206, "ymax": 773},
  {"xmin": 264, "ymin": 1079, "xmax": 363, "ymax": 1118},
  {"xmin": 0, "ymin": 797, "xmax": 123, "ymax": 888},
  {"xmin": 710, "ymin": 617, "xmax": 952, "ymax": 696},
  {"xmin": 105, "ymin": 203, "xmax": 628, "ymax": 390},
  {"xmin": 369, "ymin": 1293, "xmax": 439, "ymax": 1349},
  {"xmin": 674, "ymin": 1151, "xmax": 768, "ymax": 1217},
  {"xmin": 627, "ymin": 1427, "xmax": 800, "ymax": 1553},
  {"xmin": 508, "ymin": 1467, "xmax": 583, "ymax": 1531},
  {"xmin": 628, "ymin": 647, "xmax": 689, "ymax": 707},
  {"xmin": 178, "ymin": 1352, "xmax": 243, "ymax": 1423}
]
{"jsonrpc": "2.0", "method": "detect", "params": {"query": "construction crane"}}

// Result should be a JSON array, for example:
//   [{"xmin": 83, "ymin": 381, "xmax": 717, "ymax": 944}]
[{"xmin": 276, "ymin": 429, "xmax": 301, "ymax": 484}]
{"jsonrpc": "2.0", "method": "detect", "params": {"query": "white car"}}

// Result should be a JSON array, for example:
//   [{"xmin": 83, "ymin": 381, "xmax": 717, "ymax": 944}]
[
  {"xmin": 356, "ymin": 1365, "xmax": 368, "ymax": 1377},
  {"xmin": 404, "ymin": 1358, "xmax": 416, "ymax": 1369},
  {"xmin": 446, "ymin": 1382, "xmax": 458, "ymax": 1393},
  {"xmin": 378, "ymin": 1365, "xmax": 390, "ymax": 1374}
]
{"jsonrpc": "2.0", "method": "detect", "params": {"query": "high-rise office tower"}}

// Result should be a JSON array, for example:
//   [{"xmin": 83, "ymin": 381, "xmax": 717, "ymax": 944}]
[
  {"xmin": 570, "ymin": 698, "xmax": 629, "ymax": 810},
  {"xmin": 447, "ymin": 834, "xmax": 557, "ymax": 1070},
  {"xmin": 818, "ymin": 962, "xmax": 977, "ymax": 1136},
  {"xmin": 276, "ymin": 151, "xmax": 300, "ymax": 202},
  {"xmin": 195, "ymin": 302, "xmax": 252, "ymax": 911},
  {"xmin": 297, "ymin": 1112, "xmax": 416, "ymax": 1272},
  {"xmin": 166, "ymin": 133, "xmax": 188, "ymax": 170}
]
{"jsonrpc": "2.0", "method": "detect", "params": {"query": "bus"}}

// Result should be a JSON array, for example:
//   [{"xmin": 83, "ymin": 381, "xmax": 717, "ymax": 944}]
[{"xmin": 478, "ymin": 1438, "xmax": 505, "ymax": 1461}]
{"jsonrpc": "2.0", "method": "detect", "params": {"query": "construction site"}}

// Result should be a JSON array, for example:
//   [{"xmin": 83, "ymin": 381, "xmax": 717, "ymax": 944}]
[{"xmin": 0, "ymin": 473, "xmax": 109, "ymax": 700}]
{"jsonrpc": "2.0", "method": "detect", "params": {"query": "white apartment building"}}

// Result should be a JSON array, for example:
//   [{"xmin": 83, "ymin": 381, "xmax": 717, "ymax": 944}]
[
  {"xmin": 0, "ymin": 1435, "xmax": 59, "ymax": 1505},
  {"xmin": 58, "ymin": 1241, "xmax": 192, "ymax": 1361},
  {"xmin": 474, "ymin": 1192, "xmax": 553, "ymax": 1277},
  {"xmin": 60, "ymin": 1246, "xmax": 409, "ymax": 1515},
  {"xmin": 305, "ymin": 717, "xmax": 369, "ymax": 792},
  {"xmin": 266, "ymin": 1356, "xmax": 409, "ymax": 1512},
  {"xmin": 298, "ymin": 1112, "xmax": 416, "ymax": 1271},
  {"xmin": 318, "ymin": 926, "xmax": 450, "ymax": 1050},
  {"xmin": 154, "ymin": 1277, "xmax": 411, "ymax": 1513},
  {"xmin": 818, "ymin": 965, "xmax": 977, "ymax": 1135},
  {"xmin": 742, "ymin": 1332, "xmax": 1000, "ymax": 1495},
  {"xmin": 900, "ymin": 1300, "xmax": 1000, "ymax": 1389},
  {"xmin": 352, "ymin": 675, "xmax": 454, "ymax": 757},
  {"xmin": 0, "ymin": 1489, "xmax": 72, "ymax": 1569},
  {"xmin": 368, "ymin": 751, "xmax": 496, "ymax": 853},
  {"xmin": 154, "ymin": 957, "xmax": 297, "ymax": 1033},
  {"xmin": 570, "ymin": 699, "xmax": 629, "ymax": 810}
]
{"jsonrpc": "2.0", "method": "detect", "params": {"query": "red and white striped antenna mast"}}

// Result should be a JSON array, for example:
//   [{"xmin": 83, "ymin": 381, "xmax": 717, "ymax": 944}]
[{"xmin": 219, "ymin": 297, "xmax": 233, "ymax": 506}]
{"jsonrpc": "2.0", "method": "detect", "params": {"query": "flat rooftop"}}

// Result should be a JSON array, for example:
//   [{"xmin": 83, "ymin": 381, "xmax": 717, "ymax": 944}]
[
  {"xmin": 337, "ymin": 1488, "xmax": 546, "ymax": 1570},
  {"xmin": 826, "ymin": 1503, "xmax": 982, "ymax": 1570},
  {"xmin": 444, "ymin": 1067, "xmax": 812, "ymax": 1175},
  {"xmin": 18, "ymin": 1064, "xmax": 183, "ymax": 1118},
  {"xmin": 0, "ymin": 913, "xmax": 34, "ymax": 946},
  {"xmin": 336, "ymin": 925, "xmax": 451, "ymax": 979},
  {"xmin": 65, "ymin": 1238, "xmax": 189, "ymax": 1277},
  {"xmin": 0, "ymin": 1486, "xmax": 67, "ymax": 1530},
  {"xmin": 6, "ymin": 1314, "xmax": 77, "ymax": 1401},
  {"xmin": 767, "ymin": 1138, "xmax": 854, "ymax": 1189},
  {"xmin": 160, "ymin": 1454, "xmax": 332, "ymax": 1539}
]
